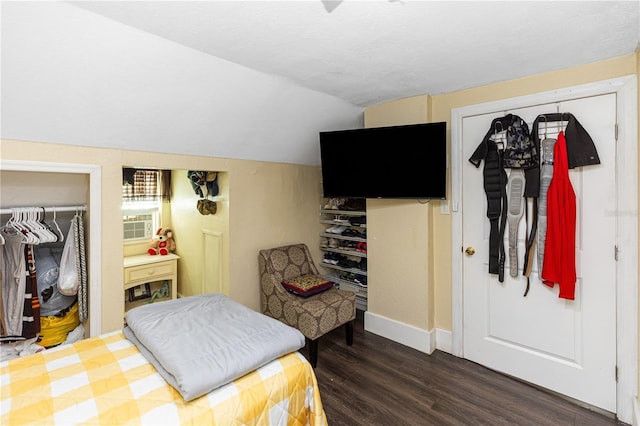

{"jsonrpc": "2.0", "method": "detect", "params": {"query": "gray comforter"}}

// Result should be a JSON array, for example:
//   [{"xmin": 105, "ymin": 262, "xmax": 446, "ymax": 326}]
[{"xmin": 124, "ymin": 293, "xmax": 305, "ymax": 401}]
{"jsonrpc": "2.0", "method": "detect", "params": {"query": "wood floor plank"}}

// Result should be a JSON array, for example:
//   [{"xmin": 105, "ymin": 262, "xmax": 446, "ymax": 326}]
[{"xmin": 308, "ymin": 311, "xmax": 628, "ymax": 426}]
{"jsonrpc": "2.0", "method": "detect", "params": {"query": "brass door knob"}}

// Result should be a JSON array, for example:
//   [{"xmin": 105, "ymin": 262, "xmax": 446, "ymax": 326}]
[{"xmin": 465, "ymin": 246, "xmax": 476, "ymax": 256}]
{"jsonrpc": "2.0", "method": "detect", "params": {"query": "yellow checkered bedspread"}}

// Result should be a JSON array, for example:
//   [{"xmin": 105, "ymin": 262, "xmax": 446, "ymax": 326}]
[{"xmin": 1, "ymin": 331, "xmax": 328, "ymax": 426}]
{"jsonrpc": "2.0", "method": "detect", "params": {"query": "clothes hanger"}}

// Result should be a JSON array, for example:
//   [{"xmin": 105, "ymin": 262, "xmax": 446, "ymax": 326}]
[
  {"xmin": 39, "ymin": 207, "xmax": 58, "ymax": 243},
  {"xmin": 21, "ymin": 208, "xmax": 44, "ymax": 244},
  {"xmin": 52, "ymin": 207, "xmax": 64, "ymax": 242},
  {"xmin": 34, "ymin": 207, "xmax": 56, "ymax": 243},
  {"xmin": 20, "ymin": 208, "xmax": 40, "ymax": 244},
  {"xmin": 7, "ymin": 209, "xmax": 32, "ymax": 244}
]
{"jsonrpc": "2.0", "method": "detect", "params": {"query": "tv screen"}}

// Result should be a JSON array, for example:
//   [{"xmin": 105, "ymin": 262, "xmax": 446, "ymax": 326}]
[{"xmin": 319, "ymin": 122, "xmax": 447, "ymax": 199}]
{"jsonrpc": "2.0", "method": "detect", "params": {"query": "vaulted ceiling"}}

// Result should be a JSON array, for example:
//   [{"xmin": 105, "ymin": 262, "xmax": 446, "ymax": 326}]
[{"xmin": 70, "ymin": 1, "xmax": 640, "ymax": 107}]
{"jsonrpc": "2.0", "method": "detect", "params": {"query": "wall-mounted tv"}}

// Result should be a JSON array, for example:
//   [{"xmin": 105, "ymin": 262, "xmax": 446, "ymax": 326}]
[{"xmin": 319, "ymin": 122, "xmax": 447, "ymax": 199}]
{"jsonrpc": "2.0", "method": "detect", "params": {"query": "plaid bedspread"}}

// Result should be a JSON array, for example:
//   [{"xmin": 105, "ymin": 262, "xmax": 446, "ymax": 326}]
[{"xmin": 1, "ymin": 331, "xmax": 327, "ymax": 425}]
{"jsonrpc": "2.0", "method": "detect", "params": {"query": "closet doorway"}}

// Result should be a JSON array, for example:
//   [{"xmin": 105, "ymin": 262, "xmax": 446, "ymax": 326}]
[
  {"xmin": 450, "ymin": 76, "xmax": 637, "ymax": 422},
  {"xmin": 0, "ymin": 160, "xmax": 102, "ymax": 337}
]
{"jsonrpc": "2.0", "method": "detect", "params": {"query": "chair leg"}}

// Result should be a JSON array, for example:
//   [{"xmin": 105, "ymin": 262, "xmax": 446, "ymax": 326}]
[
  {"xmin": 308, "ymin": 338, "xmax": 318, "ymax": 368},
  {"xmin": 345, "ymin": 321, "xmax": 354, "ymax": 346}
]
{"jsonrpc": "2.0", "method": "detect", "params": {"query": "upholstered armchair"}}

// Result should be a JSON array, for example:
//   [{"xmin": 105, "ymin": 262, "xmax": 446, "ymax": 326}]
[{"xmin": 259, "ymin": 244, "xmax": 356, "ymax": 367}]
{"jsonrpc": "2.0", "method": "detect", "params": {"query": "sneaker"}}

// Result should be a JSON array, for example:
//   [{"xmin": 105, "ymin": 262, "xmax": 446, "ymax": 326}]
[
  {"xmin": 329, "ymin": 238, "xmax": 339, "ymax": 248},
  {"xmin": 329, "ymin": 225, "xmax": 347, "ymax": 235},
  {"xmin": 354, "ymin": 276, "xmax": 367, "ymax": 287},
  {"xmin": 325, "ymin": 225, "xmax": 340, "ymax": 234}
]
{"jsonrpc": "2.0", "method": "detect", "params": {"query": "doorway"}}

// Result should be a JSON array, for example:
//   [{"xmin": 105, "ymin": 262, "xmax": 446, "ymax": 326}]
[{"xmin": 450, "ymin": 76, "xmax": 637, "ymax": 422}]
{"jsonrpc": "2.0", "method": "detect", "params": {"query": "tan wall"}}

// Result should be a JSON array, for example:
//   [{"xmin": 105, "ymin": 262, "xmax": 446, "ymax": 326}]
[
  {"xmin": 1, "ymin": 139, "xmax": 323, "ymax": 333},
  {"xmin": 364, "ymin": 95, "xmax": 433, "ymax": 330}
]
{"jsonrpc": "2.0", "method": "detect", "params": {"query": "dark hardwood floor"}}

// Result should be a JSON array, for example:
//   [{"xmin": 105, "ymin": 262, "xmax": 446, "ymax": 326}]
[{"xmin": 308, "ymin": 310, "xmax": 627, "ymax": 426}]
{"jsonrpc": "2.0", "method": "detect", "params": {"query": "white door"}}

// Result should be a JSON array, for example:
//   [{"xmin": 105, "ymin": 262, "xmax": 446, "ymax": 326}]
[{"xmin": 461, "ymin": 93, "xmax": 617, "ymax": 412}]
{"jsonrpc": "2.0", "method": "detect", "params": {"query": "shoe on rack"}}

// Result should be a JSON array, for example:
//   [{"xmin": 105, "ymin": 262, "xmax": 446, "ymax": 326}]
[
  {"xmin": 333, "ymin": 216, "xmax": 350, "ymax": 224},
  {"xmin": 320, "ymin": 237, "xmax": 329, "ymax": 248},
  {"xmin": 354, "ymin": 276, "xmax": 367, "ymax": 287},
  {"xmin": 342, "ymin": 228, "xmax": 360, "ymax": 237},
  {"xmin": 342, "ymin": 198, "xmax": 366, "ymax": 211},
  {"xmin": 331, "ymin": 225, "xmax": 347, "ymax": 235},
  {"xmin": 329, "ymin": 238, "xmax": 339, "ymax": 248},
  {"xmin": 349, "ymin": 216, "xmax": 367, "ymax": 226},
  {"xmin": 325, "ymin": 225, "xmax": 340, "ymax": 234}
]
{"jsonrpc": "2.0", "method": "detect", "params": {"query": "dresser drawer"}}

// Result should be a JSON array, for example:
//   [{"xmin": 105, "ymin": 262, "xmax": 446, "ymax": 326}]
[{"xmin": 125, "ymin": 261, "xmax": 175, "ymax": 288}]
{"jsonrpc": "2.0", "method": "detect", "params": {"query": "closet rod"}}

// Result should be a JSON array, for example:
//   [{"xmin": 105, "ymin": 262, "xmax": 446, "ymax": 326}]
[{"xmin": 0, "ymin": 205, "xmax": 87, "ymax": 215}]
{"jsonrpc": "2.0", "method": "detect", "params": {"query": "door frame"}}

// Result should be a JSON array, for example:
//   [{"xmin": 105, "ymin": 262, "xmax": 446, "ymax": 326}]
[
  {"xmin": 0, "ymin": 159, "xmax": 102, "ymax": 338},
  {"xmin": 450, "ymin": 76, "xmax": 637, "ymax": 422}
]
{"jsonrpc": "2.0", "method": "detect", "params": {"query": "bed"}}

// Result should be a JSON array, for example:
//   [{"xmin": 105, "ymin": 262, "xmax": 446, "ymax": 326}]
[{"xmin": 1, "ymin": 294, "xmax": 327, "ymax": 426}]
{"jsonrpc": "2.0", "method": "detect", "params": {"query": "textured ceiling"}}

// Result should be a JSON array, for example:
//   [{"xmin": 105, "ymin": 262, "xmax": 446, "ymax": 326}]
[{"xmin": 70, "ymin": 1, "xmax": 640, "ymax": 107}]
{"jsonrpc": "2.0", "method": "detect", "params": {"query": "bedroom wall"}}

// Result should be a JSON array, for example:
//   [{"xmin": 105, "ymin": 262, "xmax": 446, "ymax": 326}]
[
  {"xmin": 1, "ymin": 139, "xmax": 324, "ymax": 334},
  {"xmin": 362, "ymin": 95, "xmax": 434, "ymax": 333}
]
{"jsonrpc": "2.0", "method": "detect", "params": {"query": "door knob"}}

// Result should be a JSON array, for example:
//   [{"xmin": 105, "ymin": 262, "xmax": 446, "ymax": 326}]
[{"xmin": 465, "ymin": 246, "xmax": 476, "ymax": 256}]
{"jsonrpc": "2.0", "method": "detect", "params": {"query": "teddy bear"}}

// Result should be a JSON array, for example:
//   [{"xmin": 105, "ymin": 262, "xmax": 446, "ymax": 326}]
[{"xmin": 148, "ymin": 228, "xmax": 176, "ymax": 256}]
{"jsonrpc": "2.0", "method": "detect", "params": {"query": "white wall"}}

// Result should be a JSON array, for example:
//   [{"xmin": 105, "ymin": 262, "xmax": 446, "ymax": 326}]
[{"xmin": 0, "ymin": 1, "xmax": 362, "ymax": 165}]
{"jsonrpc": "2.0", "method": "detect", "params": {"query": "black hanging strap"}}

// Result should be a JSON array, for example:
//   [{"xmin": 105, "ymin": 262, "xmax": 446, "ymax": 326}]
[{"xmin": 482, "ymin": 141, "xmax": 508, "ymax": 278}]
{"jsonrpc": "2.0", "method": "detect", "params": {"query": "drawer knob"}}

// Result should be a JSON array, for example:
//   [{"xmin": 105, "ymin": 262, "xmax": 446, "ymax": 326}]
[{"xmin": 147, "ymin": 269, "xmax": 156, "ymax": 275}]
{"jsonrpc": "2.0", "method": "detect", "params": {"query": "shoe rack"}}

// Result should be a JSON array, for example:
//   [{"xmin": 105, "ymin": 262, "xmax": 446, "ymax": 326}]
[{"xmin": 319, "ymin": 202, "xmax": 367, "ymax": 311}]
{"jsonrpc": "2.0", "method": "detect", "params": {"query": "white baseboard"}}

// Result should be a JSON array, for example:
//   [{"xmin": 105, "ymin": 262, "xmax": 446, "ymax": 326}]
[
  {"xmin": 364, "ymin": 311, "xmax": 434, "ymax": 354},
  {"xmin": 363, "ymin": 311, "xmax": 453, "ymax": 355},
  {"xmin": 435, "ymin": 328, "xmax": 452, "ymax": 354}
]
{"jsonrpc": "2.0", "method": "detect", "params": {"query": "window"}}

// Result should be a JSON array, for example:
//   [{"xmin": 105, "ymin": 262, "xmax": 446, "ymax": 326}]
[{"xmin": 122, "ymin": 169, "xmax": 166, "ymax": 242}]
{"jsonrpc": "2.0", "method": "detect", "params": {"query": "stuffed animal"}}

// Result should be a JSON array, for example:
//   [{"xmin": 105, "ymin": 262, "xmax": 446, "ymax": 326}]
[{"xmin": 148, "ymin": 228, "xmax": 176, "ymax": 256}]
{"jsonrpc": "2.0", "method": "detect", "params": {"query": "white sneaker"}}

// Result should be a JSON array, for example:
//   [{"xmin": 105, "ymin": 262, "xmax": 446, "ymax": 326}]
[{"xmin": 331, "ymin": 225, "xmax": 347, "ymax": 235}]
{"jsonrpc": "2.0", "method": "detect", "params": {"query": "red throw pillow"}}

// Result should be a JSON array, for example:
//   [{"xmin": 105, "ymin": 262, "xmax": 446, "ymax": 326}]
[{"xmin": 281, "ymin": 274, "xmax": 334, "ymax": 297}]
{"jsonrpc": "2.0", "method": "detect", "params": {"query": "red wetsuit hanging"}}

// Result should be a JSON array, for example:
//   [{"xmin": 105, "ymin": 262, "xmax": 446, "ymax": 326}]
[{"xmin": 541, "ymin": 131, "xmax": 577, "ymax": 300}]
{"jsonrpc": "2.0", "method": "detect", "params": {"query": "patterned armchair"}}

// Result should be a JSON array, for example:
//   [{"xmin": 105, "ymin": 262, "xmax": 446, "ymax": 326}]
[{"xmin": 259, "ymin": 244, "xmax": 356, "ymax": 367}]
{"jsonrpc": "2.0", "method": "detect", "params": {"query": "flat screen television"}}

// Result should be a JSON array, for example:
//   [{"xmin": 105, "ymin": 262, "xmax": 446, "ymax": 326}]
[{"xmin": 319, "ymin": 122, "xmax": 447, "ymax": 199}]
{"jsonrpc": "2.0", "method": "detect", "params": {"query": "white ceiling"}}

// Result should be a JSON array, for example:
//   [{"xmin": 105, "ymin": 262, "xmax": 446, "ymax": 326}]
[{"xmin": 68, "ymin": 1, "xmax": 640, "ymax": 107}]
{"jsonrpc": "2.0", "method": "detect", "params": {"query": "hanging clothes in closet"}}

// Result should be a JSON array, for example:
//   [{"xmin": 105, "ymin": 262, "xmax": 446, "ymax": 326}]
[{"xmin": 0, "ymin": 207, "xmax": 87, "ymax": 357}]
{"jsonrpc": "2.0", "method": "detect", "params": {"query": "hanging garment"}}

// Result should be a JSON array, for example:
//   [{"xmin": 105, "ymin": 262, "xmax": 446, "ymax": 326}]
[
  {"xmin": 506, "ymin": 169, "xmax": 525, "ymax": 278},
  {"xmin": 478, "ymin": 141, "xmax": 508, "ymax": 278},
  {"xmin": 541, "ymin": 131, "xmax": 577, "ymax": 300},
  {"xmin": 469, "ymin": 114, "xmax": 537, "ymax": 282},
  {"xmin": 537, "ymin": 137, "xmax": 556, "ymax": 279},
  {"xmin": 528, "ymin": 113, "xmax": 600, "ymax": 197},
  {"xmin": 0, "ymin": 243, "xmax": 6, "ymax": 336},
  {"xmin": 1, "ymin": 231, "xmax": 26, "ymax": 337},
  {"xmin": 21, "ymin": 245, "xmax": 40, "ymax": 339},
  {"xmin": 74, "ymin": 214, "xmax": 88, "ymax": 323}
]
